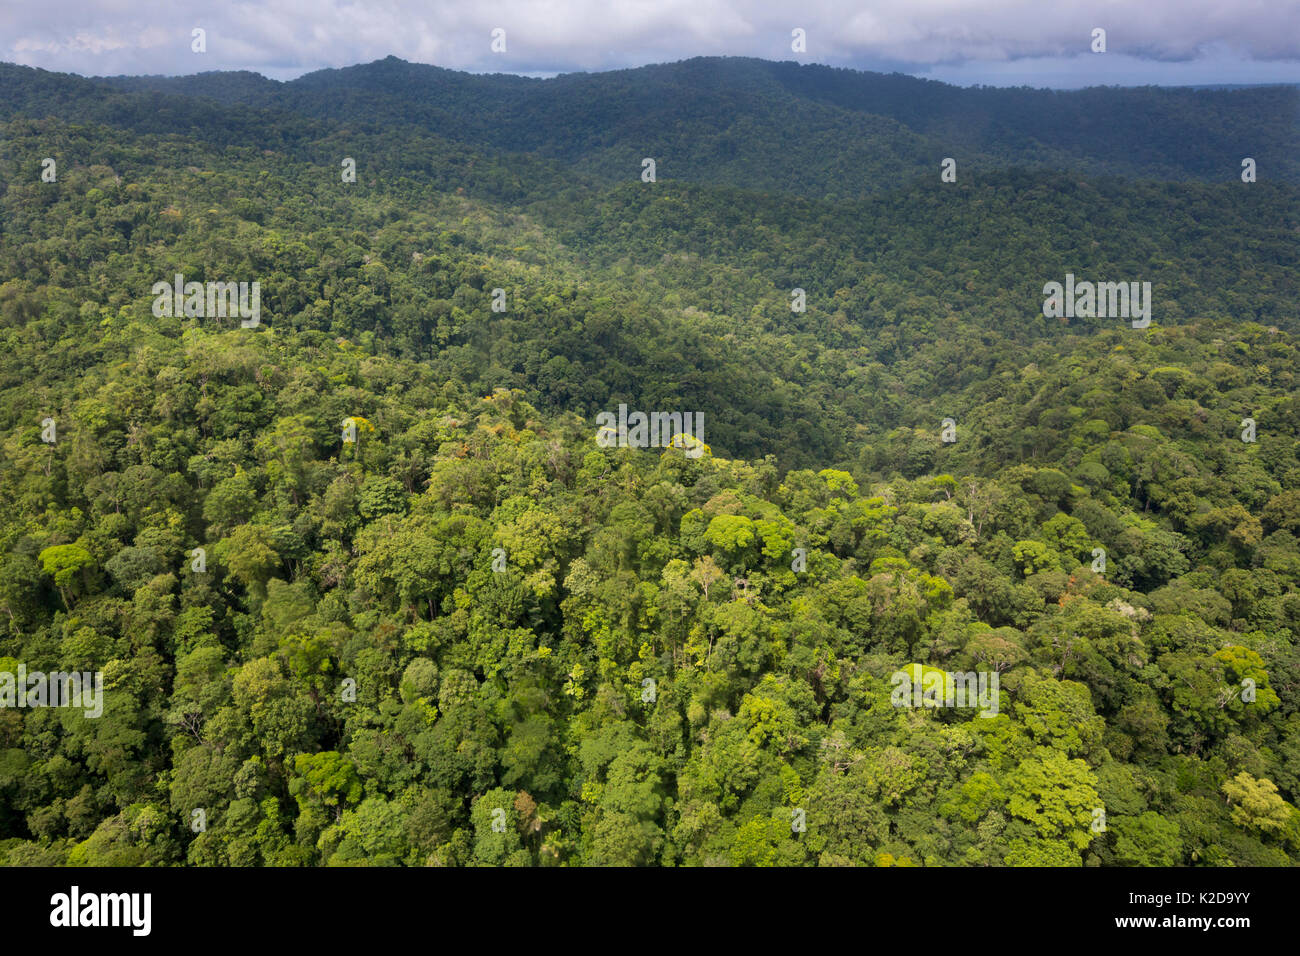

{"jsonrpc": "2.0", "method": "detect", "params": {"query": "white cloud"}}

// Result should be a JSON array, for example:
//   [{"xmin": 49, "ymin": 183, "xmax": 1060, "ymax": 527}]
[{"xmin": 2, "ymin": 0, "xmax": 1297, "ymax": 85}]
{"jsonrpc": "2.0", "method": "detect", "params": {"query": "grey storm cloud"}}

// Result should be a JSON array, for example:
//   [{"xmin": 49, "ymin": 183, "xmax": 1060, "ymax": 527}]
[{"xmin": 3, "ymin": 0, "xmax": 1299, "ymax": 84}]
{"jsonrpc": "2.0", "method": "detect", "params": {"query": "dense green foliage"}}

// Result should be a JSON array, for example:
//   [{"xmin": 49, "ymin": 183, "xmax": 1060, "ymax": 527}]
[{"xmin": 0, "ymin": 58, "xmax": 1297, "ymax": 866}]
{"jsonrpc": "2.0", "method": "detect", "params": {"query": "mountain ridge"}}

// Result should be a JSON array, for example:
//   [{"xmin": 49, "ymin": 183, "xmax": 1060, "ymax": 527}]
[{"xmin": 3, "ymin": 55, "xmax": 1294, "ymax": 196}]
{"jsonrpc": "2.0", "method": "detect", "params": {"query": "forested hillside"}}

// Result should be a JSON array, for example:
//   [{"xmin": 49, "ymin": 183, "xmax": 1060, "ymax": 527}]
[{"xmin": 0, "ymin": 58, "xmax": 1297, "ymax": 866}]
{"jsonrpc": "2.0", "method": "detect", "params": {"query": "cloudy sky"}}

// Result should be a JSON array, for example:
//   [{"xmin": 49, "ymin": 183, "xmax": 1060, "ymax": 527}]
[{"xmin": 4, "ymin": 0, "xmax": 1299, "ymax": 88}]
